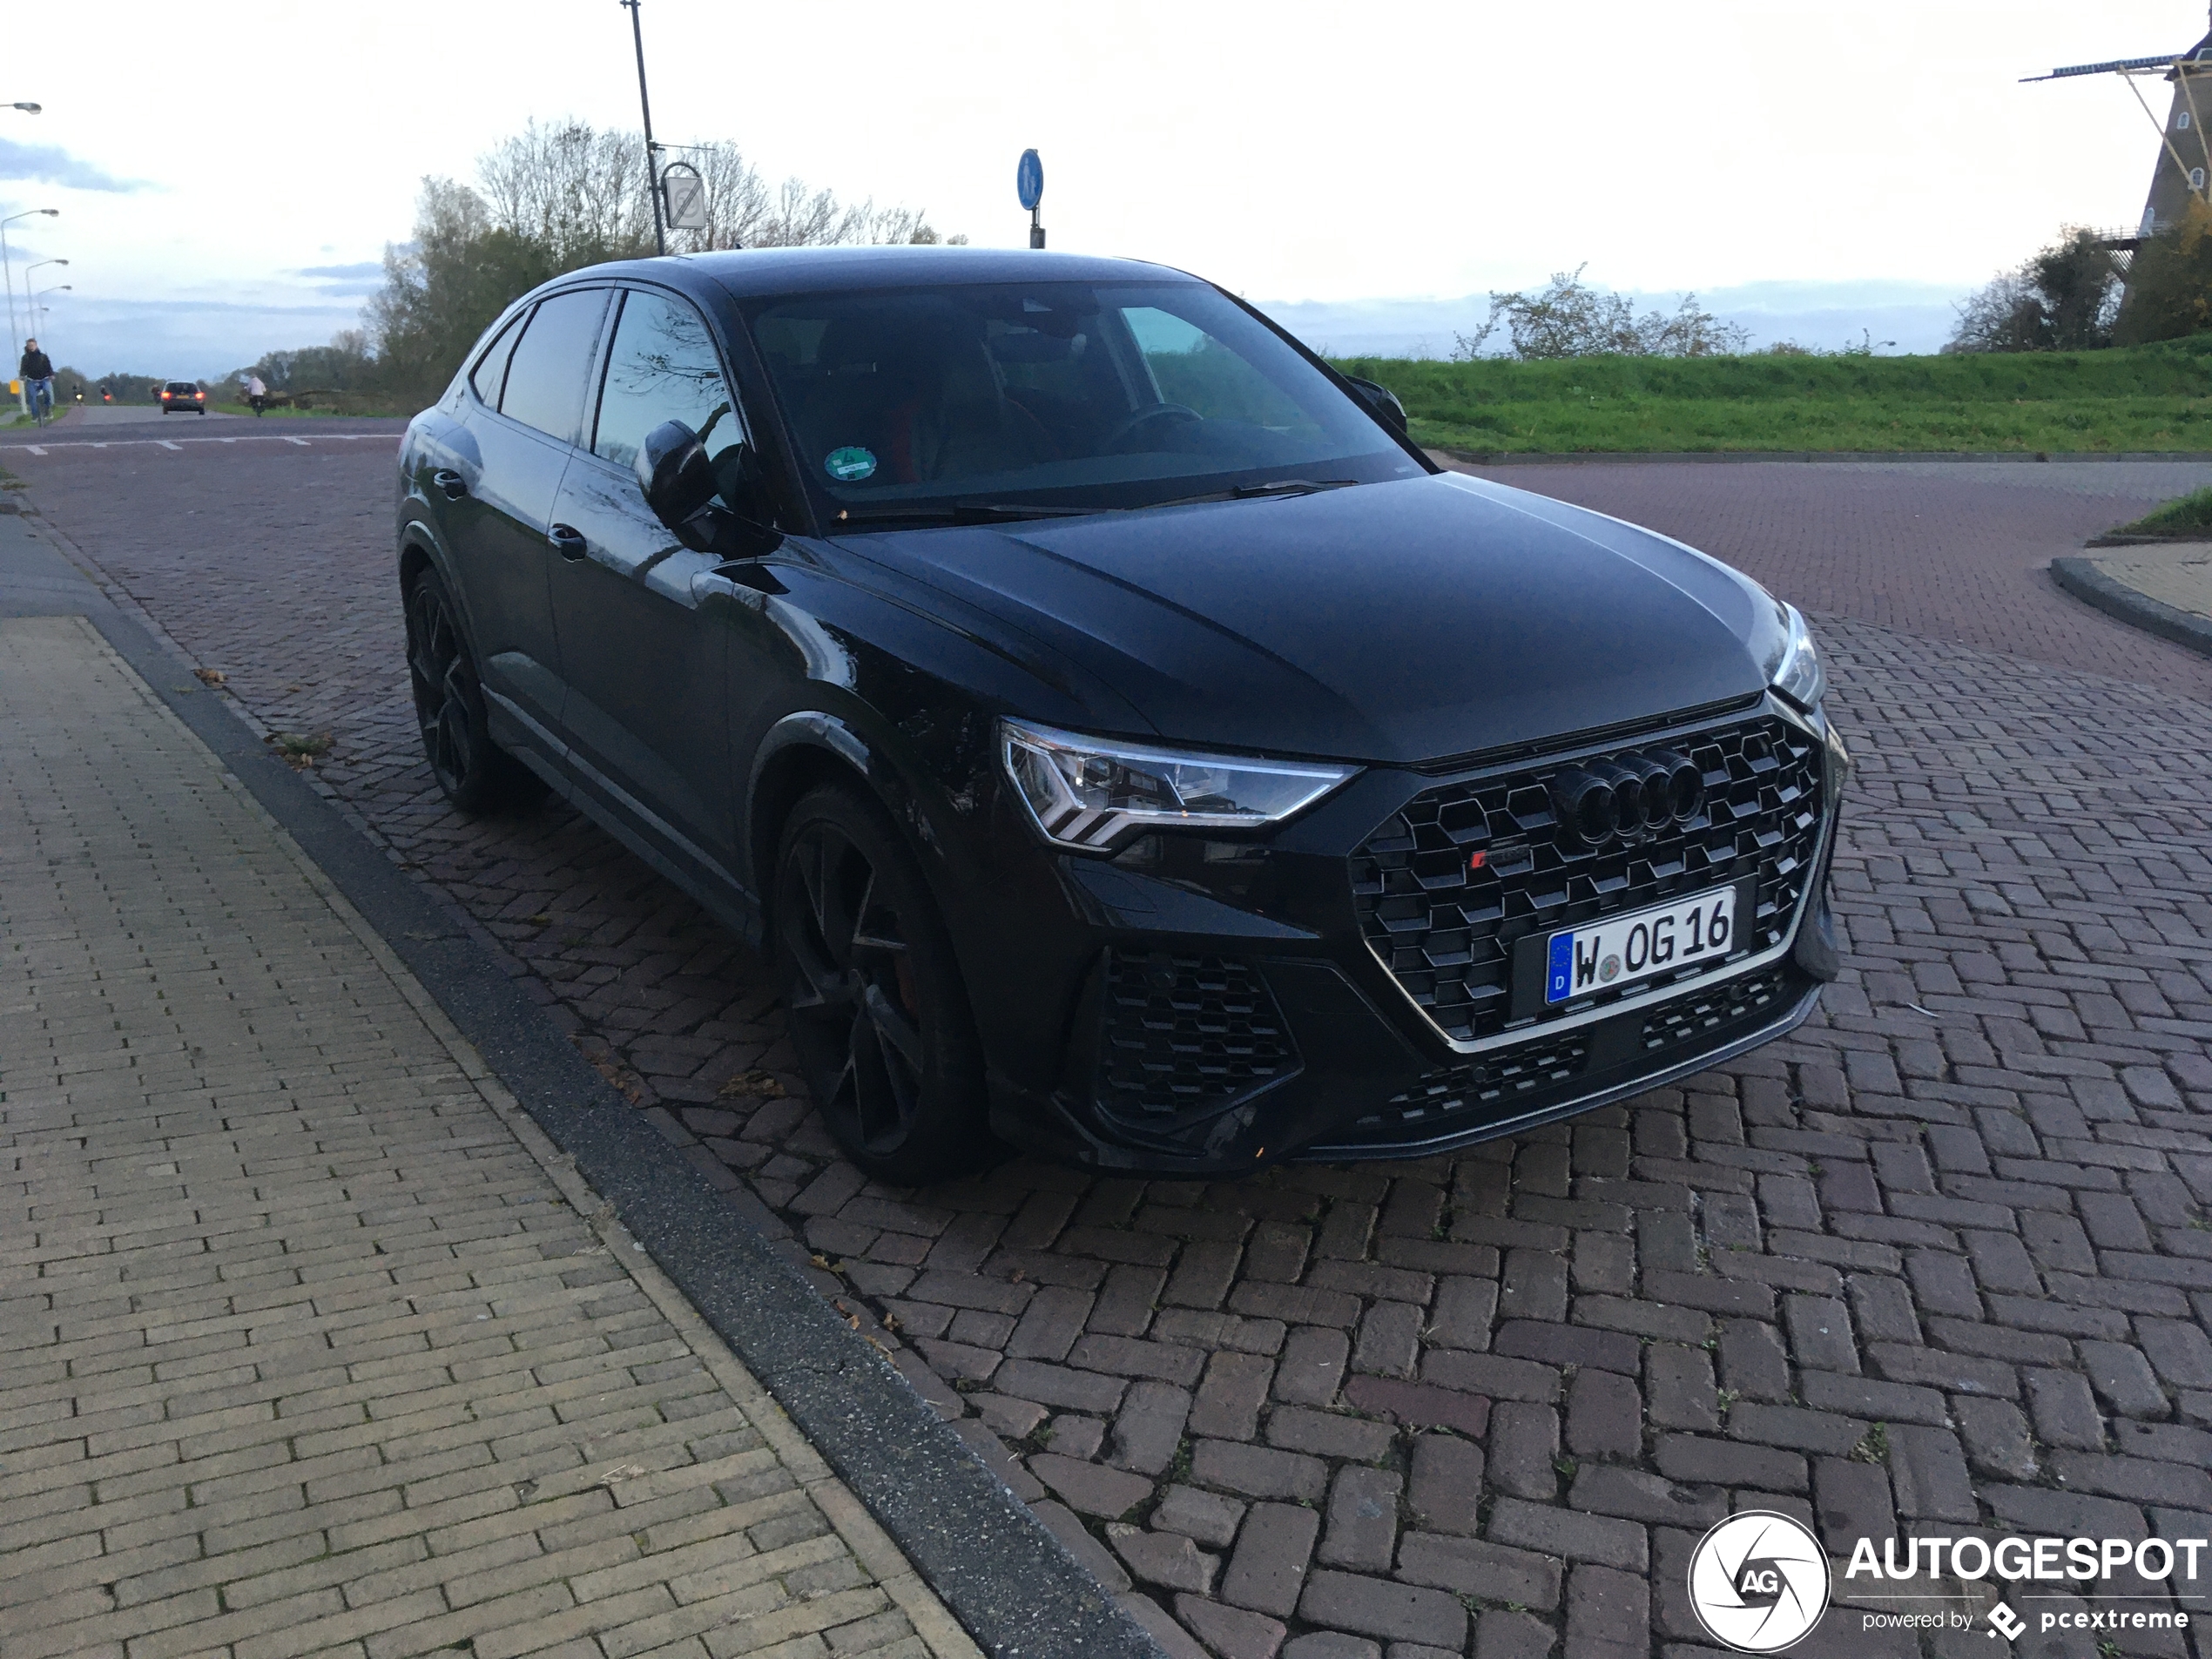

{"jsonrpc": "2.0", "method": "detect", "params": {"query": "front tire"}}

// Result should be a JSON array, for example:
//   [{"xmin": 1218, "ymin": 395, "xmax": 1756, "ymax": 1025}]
[
  {"xmin": 774, "ymin": 784, "xmax": 996, "ymax": 1184},
  {"xmin": 404, "ymin": 568, "xmax": 544, "ymax": 815}
]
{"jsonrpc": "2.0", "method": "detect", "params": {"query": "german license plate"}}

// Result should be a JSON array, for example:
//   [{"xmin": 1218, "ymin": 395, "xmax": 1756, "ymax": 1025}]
[{"xmin": 1544, "ymin": 884, "xmax": 1740, "ymax": 1005}]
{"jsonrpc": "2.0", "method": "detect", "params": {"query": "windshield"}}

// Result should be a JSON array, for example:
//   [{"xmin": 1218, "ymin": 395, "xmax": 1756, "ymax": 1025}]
[{"xmin": 743, "ymin": 280, "xmax": 1418, "ymax": 523}]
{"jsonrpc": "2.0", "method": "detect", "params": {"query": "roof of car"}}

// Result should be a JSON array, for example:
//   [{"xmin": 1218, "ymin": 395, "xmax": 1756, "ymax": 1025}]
[{"xmin": 550, "ymin": 245, "xmax": 1200, "ymax": 305}]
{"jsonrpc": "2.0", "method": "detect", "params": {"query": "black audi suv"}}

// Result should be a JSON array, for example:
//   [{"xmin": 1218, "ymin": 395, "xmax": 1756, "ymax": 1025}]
[{"xmin": 397, "ymin": 247, "xmax": 1845, "ymax": 1183}]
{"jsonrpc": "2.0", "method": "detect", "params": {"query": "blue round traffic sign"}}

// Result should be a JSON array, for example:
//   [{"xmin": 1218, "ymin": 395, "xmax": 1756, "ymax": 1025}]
[{"xmin": 1016, "ymin": 148, "xmax": 1043, "ymax": 212}]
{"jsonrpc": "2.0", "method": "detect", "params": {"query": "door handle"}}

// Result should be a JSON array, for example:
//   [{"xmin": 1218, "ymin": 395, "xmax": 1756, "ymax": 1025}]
[
  {"xmin": 431, "ymin": 469, "xmax": 468, "ymax": 501},
  {"xmin": 549, "ymin": 524, "xmax": 589, "ymax": 562}
]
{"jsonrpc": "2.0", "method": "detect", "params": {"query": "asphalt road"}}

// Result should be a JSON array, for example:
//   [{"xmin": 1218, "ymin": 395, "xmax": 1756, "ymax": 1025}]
[{"xmin": 10, "ymin": 438, "xmax": 2212, "ymax": 1659}]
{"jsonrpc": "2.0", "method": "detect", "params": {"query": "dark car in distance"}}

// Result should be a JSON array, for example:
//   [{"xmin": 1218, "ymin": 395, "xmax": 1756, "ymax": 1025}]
[
  {"xmin": 158, "ymin": 380, "xmax": 206, "ymax": 414},
  {"xmin": 397, "ymin": 247, "xmax": 1846, "ymax": 1183}
]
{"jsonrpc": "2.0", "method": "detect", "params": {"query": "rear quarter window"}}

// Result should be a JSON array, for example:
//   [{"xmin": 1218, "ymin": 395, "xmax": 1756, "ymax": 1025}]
[
  {"xmin": 496, "ymin": 289, "xmax": 611, "ymax": 443},
  {"xmin": 469, "ymin": 310, "xmax": 526, "ymax": 406}
]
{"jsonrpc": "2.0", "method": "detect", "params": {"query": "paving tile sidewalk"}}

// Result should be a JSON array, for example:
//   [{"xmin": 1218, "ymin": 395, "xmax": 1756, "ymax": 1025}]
[
  {"xmin": 2050, "ymin": 543, "xmax": 2212, "ymax": 661},
  {"xmin": 0, "ymin": 615, "xmax": 979, "ymax": 1659},
  {"xmin": 2077, "ymin": 542, "xmax": 2212, "ymax": 624},
  {"xmin": 2087, "ymin": 546, "xmax": 2212, "ymax": 624}
]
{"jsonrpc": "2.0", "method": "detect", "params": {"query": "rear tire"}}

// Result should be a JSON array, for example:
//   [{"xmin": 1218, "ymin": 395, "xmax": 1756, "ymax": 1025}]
[
  {"xmin": 404, "ymin": 568, "xmax": 545, "ymax": 815},
  {"xmin": 774, "ymin": 784, "xmax": 997, "ymax": 1184}
]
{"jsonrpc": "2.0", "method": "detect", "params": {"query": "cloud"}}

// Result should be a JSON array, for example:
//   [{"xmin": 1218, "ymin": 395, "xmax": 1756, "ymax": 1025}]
[
  {"xmin": 0, "ymin": 138, "xmax": 151, "ymax": 192},
  {"xmin": 295, "ymin": 260, "xmax": 384, "ymax": 280}
]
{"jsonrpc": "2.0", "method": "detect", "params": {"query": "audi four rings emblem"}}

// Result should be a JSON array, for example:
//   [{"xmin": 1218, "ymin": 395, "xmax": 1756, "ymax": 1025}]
[
  {"xmin": 1546, "ymin": 747, "xmax": 1709, "ymax": 846},
  {"xmin": 1688, "ymin": 1511, "xmax": 1832, "ymax": 1652}
]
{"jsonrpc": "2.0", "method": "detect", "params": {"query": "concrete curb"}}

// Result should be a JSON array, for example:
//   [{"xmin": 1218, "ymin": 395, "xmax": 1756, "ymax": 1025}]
[
  {"xmin": 0, "ymin": 510, "xmax": 1165, "ymax": 1659},
  {"xmin": 1429, "ymin": 446, "xmax": 2212, "ymax": 467},
  {"xmin": 2051, "ymin": 555, "xmax": 2212, "ymax": 661}
]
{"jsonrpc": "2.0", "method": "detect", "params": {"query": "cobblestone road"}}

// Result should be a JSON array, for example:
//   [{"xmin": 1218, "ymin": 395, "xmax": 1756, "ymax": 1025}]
[{"xmin": 10, "ymin": 437, "xmax": 2212, "ymax": 1659}]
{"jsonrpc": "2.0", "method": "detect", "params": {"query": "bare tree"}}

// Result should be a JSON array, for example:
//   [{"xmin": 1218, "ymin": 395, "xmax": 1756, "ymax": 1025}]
[
  {"xmin": 477, "ymin": 119, "xmax": 654, "ymax": 266},
  {"xmin": 1454, "ymin": 266, "xmax": 1750, "ymax": 360},
  {"xmin": 360, "ymin": 120, "xmax": 964, "ymax": 408}
]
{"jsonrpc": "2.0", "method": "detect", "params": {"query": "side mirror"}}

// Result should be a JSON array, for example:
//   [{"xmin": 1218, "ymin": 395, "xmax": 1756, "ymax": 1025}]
[
  {"xmin": 1345, "ymin": 375, "xmax": 1408, "ymax": 434},
  {"xmin": 636, "ymin": 420, "xmax": 719, "ymax": 529}
]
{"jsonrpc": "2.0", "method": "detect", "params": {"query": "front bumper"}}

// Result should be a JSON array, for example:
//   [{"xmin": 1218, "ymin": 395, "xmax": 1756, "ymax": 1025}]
[{"xmin": 968, "ymin": 693, "xmax": 1847, "ymax": 1175}]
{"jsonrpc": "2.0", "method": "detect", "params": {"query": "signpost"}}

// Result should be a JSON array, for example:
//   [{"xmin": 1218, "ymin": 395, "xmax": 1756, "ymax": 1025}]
[
  {"xmin": 1017, "ymin": 148, "xmax": 1044, "ymax": 248},
  {"xmin": 662, "ymin": 162, "xmax": 707, "ymax": 231}
]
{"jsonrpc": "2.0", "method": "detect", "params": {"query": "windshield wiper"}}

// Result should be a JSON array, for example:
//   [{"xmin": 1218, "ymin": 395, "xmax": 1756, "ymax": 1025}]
[
  {"xmin": 830, "ymin": 501, "xmax": 1107, "ymax": 528},
  {"xmin": 1147, "ymin": 478, "xmax": 1359, "ymax": 509}
]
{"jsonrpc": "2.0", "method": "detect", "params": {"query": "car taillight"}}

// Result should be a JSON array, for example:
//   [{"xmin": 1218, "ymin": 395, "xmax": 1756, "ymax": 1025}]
[
  {"xmin": 159, "ymin": 390, "xmax": 170, "ymax": 398},
  {"xmin": 194, "ymin": 392, "xmax": 204, "ymax": 400}
]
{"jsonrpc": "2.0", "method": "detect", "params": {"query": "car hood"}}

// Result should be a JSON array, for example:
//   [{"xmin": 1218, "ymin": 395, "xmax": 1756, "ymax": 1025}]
[{"xmin": 836, "ymin": 473, "xmax": 1783, "ymax": 767}]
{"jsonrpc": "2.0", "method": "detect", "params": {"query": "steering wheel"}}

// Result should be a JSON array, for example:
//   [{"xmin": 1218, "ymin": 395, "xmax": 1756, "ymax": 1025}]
[{"xmin": 1103, "ymin": 401, "xmax": 1203, "ymax": 452}]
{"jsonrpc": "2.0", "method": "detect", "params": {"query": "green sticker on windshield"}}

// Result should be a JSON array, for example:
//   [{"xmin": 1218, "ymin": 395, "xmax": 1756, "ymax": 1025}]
[{"xmin": 825, "ymin": 446, "xmax": 877, "ymax": 482}]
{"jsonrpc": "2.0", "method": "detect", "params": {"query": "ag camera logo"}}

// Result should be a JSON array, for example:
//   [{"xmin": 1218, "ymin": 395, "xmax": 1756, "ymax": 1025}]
[{"xmin": 1689, "ymin": 1511, "xmax": 1832, "ymax": 1652}]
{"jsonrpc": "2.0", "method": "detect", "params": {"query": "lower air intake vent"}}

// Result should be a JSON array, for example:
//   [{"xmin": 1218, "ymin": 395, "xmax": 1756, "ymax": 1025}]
[
  {"xmin": 1639, "ymin": 969, "xmax": 1788, "ymax": 1055},
  {"xmin": 1096, "ymin": 952, "xmax": 1300, "ymax": 1129}
]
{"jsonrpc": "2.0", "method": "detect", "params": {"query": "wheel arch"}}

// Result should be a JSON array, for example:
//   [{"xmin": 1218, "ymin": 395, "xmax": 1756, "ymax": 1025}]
[
  {"xmin": 745, "ymin": 714, "xmax": 879, "ymax": 914},
  {"xmin": 398, "ymin": 531, "xmax": 437, "ymax": 600}
]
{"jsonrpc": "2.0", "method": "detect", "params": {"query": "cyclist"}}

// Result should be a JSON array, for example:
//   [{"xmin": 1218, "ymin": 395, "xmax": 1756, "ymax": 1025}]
[{"xmin": 18, "ymin": 338, "xmax": 54, "ymax": 424}]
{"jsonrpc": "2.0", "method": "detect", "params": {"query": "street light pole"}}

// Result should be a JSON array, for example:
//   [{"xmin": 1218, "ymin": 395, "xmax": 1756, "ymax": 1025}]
[
  {"xmin": 618, "ymin": 0, "xmax": 667, "ymax": 257},
  {"xmin": 2, "ymin": 207, "xmax": 60, "ymax": 388},
  {"xmin": 31, "ymin": 281, "xmax": 70, "ymax": 347}
]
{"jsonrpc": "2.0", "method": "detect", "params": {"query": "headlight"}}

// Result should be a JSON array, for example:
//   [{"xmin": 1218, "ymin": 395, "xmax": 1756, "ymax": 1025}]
[
  {"xmin": 1767, "ymin": 602, "xmax": 1825, "ymax": 711},
  {"xmin": 1000, "ymin": 719, "xmax": 1357, "ymax": 853}
]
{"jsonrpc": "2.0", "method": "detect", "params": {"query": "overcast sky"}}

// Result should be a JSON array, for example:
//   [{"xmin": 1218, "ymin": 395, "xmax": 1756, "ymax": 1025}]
[{"xmin": 5, "ymin": 0, "xmax": 2207, "ymax": 374}]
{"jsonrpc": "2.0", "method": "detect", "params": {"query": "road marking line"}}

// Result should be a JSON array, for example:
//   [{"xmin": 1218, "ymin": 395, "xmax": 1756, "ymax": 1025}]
[{"xmin": 3, "ymin": 432, "xmax": 395, "ymax": 455}]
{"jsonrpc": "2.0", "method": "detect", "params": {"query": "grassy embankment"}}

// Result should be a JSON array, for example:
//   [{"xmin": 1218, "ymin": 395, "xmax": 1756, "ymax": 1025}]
[{"xmin": 1331, "ymin": 335, "xmax": 2212, "ymax": 455}]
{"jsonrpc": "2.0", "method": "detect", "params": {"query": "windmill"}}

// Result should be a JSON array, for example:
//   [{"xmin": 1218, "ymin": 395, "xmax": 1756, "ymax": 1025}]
[{"xmin": 2026, "ymin": 7, "xmax": 2212, "ymax": 253}]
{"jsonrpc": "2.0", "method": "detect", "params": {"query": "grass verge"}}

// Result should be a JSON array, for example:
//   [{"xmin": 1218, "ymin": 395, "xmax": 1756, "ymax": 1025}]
[
  {"xmin": 2110, "ymin": 485, "xmax": 2212, "ymax": 538},
  {"xmin": 1331, "ymin": 335, "xmax": 2212, "ymax": 455},
  {"xmin": 206, "ymin": 401, "xmax": 409, "ymax": 419}
]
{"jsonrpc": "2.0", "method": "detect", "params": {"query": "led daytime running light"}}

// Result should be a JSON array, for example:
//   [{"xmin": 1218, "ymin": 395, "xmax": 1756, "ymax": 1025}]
[{"xmin": 1001, "ymin": 719, "xmax": 1355, "ymax": 853}]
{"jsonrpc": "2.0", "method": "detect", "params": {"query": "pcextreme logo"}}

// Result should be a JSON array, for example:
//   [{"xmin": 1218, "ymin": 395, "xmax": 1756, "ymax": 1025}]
[{"xmin": 1689, "ymin": 1512, "xmax": 1832, "ymax": 1653}]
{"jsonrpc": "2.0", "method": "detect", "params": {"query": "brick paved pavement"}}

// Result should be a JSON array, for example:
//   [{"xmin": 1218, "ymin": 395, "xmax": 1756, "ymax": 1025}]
[
  {"xmin": 11, "ymin": 442, "xmax": 2212, "ymax": 1658},
  {"xmin": 1462, "ymin": 457, "xmax": 2212, "ymax": 703},
  {"xmin": 0, "ymin": 613, "xmax": 979, "ymax": 1659}
]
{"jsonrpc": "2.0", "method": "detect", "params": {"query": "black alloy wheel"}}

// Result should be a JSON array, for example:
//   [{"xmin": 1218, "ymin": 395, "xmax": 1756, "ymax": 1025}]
[
  {"xmin": 404, "ymin": 570, "xmax": 543, "ymax": 814},
  {"xmin": 774, "ymin": 785, "xmax": 994, "ymax": 1184}
]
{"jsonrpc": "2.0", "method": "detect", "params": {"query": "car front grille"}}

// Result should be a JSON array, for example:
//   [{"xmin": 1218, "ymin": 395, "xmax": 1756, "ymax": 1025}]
[
  {"xmin": 1096, "ymin": 951, "xmax": 1301, "ymax": 1129},
  {"xmin": 1349, "ymin": 712, "xmax": 1824, "ymax": 1043}
]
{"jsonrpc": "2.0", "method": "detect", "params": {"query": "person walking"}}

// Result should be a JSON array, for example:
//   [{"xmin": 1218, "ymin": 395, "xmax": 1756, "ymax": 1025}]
[
  {"xmin": 245, "ymin": 373, "xmax": 267, "ymax": 416},
  {"xmin": 18, "ymin": 338, "xmax": 54, "ymax": 425}
]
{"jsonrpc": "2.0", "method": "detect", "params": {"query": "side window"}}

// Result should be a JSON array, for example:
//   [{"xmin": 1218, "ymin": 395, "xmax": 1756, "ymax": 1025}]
[
  {"xmin": 592, "ymin": 289, "xmax": 745, "ymax": 474},
  {"xmin": 498, "ymin": 288, "xmax": 610, "ymax": 443},
  {"xmin": 469, "ymin": 309, "xmax": 526, "ymax": 405}
]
